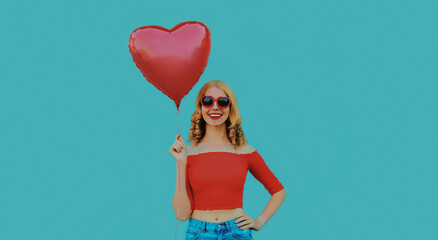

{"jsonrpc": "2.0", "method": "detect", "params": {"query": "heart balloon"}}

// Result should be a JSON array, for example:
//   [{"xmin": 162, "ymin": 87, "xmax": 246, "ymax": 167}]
[{"xmin": 128, "ymin": 21, "xmax": 211, "ymax": 110}]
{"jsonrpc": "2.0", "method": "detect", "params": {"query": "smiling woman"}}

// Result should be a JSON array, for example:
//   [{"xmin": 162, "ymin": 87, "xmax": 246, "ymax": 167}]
[
  {"xmin": 200, "ymin": 91, "xmax": 232, "ymax": 130},
  {"xmin": 187, "ymin": 81, "xmax": 247, "ymax": 149},
  {"xmin": 169, "ymin": 80, "xmax": 286, "ymax": 240}
]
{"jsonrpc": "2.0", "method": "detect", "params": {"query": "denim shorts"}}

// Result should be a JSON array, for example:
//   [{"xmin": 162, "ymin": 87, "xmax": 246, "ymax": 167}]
[{"xmin": 185, "ymin": 217, "xmax": 253, "ymax": 240}]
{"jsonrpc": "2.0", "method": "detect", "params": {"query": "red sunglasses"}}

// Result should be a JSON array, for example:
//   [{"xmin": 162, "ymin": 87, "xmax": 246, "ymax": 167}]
[{"xmin": 200, "ymin": 96, "xmax": 232, "ymax": 109}]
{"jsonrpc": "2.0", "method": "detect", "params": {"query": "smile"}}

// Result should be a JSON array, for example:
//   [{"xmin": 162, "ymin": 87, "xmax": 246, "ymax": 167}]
[{"xmin": 208, "ymin": 114, "xmax": 222, "ymax": 120}]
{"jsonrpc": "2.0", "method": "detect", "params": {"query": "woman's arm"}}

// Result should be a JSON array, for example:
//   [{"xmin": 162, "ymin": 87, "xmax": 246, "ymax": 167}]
[
  {"xmin": 243, "ymin": 144, "xmax": 286, "ymax": 229},
  {"xmin": 255, "ymin": 189, "xmax": 286, "ymax": 228},
  {"xmin": 172, "ymin": 158, "xmax": 192, "ymax": 221}
]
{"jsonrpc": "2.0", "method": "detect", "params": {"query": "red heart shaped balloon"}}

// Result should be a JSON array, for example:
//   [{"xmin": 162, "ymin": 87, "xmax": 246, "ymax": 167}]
[{"xmin": 128, "ymin": 21, "xmax": 211, "ymax": 110}]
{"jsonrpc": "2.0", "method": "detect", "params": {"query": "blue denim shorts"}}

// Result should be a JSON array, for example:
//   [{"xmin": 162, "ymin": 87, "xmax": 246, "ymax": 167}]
[{"xmin": 185, "ymin": 217, "xmax": 253, "ymax": 240}]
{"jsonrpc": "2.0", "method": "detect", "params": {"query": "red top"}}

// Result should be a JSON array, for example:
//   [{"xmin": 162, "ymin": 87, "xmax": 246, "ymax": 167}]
[{"xmin": 185, "ymin": 150, "xmax": 284, "ymax": 211}]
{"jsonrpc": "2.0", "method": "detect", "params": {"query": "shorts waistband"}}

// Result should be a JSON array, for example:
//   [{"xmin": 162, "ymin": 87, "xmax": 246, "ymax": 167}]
[{"xmin": 188, "ymin": 217, "xmax": 241, "ymax": 231}]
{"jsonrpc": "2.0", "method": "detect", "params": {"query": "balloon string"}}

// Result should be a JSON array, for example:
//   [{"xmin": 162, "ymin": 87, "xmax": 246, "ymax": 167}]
[
  {"xmin": 175, "ymin": 108, "xmax": 181, "ymax": 240},
  {"xmin": 177, "ymin": 109, "xmax": 181, "ymax": 131}
]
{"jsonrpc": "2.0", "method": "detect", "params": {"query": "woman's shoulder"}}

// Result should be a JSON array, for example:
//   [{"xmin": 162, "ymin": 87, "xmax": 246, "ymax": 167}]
[
  {"xmin": 186, "ymin": 143, "xmax": 196, "ymax": 155},
  {"xmin": 186, "ymin": 143, "xmax": 206, "ymax": 155},
  {"xmin": 236, "ymin": 143, "xmax": 257, "ymax": 154}
]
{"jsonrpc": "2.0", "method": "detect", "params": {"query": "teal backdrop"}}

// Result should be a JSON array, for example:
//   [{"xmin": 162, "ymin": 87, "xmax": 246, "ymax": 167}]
[{"xmin": 0, "ymin": 0, "xmax": 437, "ymax": 239}]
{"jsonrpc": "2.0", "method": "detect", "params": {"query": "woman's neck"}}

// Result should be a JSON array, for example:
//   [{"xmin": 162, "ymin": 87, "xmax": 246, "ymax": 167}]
[{"xmin": 202, "ymin": 123, "xmax": 229, "ymax": 145}]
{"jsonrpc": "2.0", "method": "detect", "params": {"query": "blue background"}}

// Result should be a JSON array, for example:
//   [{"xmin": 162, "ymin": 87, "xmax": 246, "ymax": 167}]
[{"xmin": 1, "ymin": 0, "xmax": 437, "ymax": 239}]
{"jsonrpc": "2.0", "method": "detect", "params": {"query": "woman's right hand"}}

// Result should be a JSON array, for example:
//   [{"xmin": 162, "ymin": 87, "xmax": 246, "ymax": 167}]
[{"xmin": 169, "ymin": 133, "xmax": 187, "ymax": 163}]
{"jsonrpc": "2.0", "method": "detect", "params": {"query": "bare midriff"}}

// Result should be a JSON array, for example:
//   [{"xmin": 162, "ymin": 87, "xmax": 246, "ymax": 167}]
[{"xmin": 191, "ymin": 207, "xmax": 245, "ymax": 223}]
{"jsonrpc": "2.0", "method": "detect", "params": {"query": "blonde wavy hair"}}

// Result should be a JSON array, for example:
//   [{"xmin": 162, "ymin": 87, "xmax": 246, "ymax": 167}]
[{"xmin": 187, "ymin": 80, "xmax": 247, "ymax": 149}]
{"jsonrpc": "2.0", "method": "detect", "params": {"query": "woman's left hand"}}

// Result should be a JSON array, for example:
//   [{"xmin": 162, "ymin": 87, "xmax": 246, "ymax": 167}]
[{"xmin": 234, "ymin": 213, "xmax": 264, "ymax": 231}]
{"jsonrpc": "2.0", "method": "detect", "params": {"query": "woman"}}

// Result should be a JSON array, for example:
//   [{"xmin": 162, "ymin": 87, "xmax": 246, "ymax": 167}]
[{"xmin": 169, "ymin": 80, "xmax": 286, "ymax": 240}]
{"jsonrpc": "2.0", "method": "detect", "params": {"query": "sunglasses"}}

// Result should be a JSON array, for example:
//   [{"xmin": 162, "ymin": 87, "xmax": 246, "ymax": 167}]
[{"xmin": 200, "ymin": 96, "xmax": 232, "ymax": 109}]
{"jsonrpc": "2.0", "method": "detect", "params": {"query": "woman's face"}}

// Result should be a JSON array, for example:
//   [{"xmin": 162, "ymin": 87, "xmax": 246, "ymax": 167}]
[{"xmin": 201, "ymin": 86, "xmax": 230, "ymax": 126}]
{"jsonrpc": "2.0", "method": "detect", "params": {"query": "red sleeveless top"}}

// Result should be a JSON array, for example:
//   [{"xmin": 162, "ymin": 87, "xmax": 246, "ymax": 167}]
[{"xmin": 185, "ymin": 150, "xmax": 284, "ymax": 211}]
